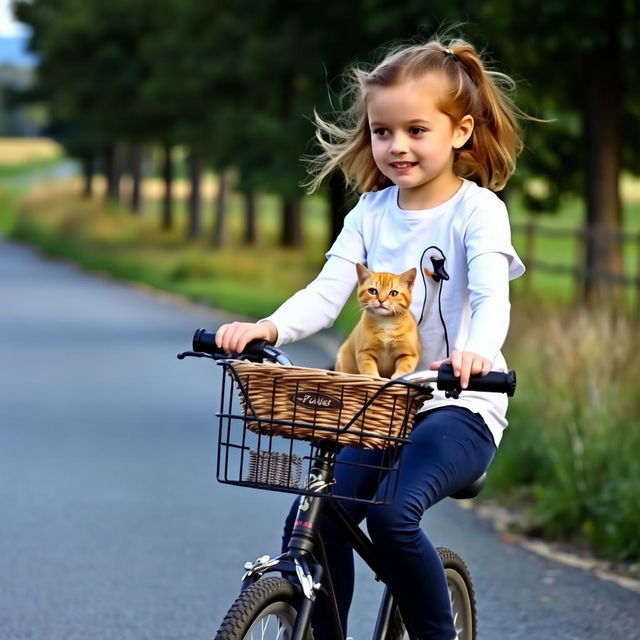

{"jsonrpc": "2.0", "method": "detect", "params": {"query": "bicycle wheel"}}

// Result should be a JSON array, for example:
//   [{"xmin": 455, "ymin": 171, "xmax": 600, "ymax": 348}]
[
  {"xmin": 385, "ymin": 547, "xmax": 477, "ymax": 640},
  {"xmin": 439, "ymin": 547, "xmax": 476, "ymax": 640},
  {"xmin": 214, "ymin": 576, "xmax": 314, "ymax": 640}
]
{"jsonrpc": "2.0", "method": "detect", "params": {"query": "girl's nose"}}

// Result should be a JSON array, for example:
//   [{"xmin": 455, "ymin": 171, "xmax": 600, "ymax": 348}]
[{"xmin": 389, "ymin": 135, "xmax": 408, "ymax": 154}]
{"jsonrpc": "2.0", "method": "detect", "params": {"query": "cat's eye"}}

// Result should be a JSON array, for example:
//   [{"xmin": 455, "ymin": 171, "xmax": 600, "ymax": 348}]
[
  {"xmin": 368, "ymin": 287, "xmax": 378, "ymax": 295},
  {"xmin": 389, "ymin": 290, "xmax": 399, "ymax": 297}
]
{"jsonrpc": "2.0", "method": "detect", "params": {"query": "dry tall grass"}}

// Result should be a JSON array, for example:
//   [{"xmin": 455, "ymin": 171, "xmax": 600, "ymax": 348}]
[
  {"xmin": 498, "ymin": 305, "xmax": 640, "ymax": 561},
  {"xmin": 0, "ymin": 137, "xmax": 62, "ymax": 165}
]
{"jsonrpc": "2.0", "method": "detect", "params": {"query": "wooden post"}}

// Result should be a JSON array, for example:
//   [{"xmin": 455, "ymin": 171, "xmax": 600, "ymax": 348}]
[
  {"xmin": 524, "ymin": 219, "xmax": 536, "ymax": 295},
  {"xmin": 636, "ymin": 233, "xmax": 640, "ymax": 314},
  {"xmin": 574, "ymin": 225, "xmax": 587, "ymax": 305}
]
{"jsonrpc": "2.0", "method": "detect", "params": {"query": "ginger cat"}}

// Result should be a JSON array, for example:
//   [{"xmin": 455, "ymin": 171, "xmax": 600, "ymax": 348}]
[{"xmin": 335, "ymin": 264, "xmax": 421, "ymax": 379}]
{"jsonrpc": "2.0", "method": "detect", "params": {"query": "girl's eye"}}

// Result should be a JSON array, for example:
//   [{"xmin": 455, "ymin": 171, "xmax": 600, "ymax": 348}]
[
  {"xmin": 368, "ymin": 288, "xmax": 378, "ymax": 295},
  {"xmin": 410, "ymin": 127, "xmax": 427, "ymax": 136},
  {"xmin": 389, "ymin": 290, "xmax": 399, "ymax": 297},
  {"xmin": 372, "ymin": 128, "xmax": 388, "ymax": 136}
]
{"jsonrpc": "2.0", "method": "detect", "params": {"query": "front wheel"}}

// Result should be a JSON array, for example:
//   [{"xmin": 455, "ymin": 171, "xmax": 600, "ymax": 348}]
[
  {"xmin": 214, "ymin": 576, "xmax": 313, "ymax": 640},
  {"xmin": 386, "ymin": 547, "xmax": 477, "ymax": 640}
]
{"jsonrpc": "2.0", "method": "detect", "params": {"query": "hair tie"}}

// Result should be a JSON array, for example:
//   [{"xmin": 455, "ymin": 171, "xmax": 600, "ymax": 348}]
[{"xmin": 443, "ymin": 49, "xmax": 459, "ymax": 62}]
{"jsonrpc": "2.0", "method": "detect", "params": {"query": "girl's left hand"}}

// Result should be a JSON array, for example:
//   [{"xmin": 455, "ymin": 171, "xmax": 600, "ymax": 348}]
[{"xmin": 430, "ymin": 350, "xmax": 491, "ymax": 389}]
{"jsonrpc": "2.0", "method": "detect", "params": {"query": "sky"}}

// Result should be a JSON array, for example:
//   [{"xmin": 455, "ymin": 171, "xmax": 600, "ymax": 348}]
[
  {"xmin": 0, "ymin": 0, "xmax": 29, "ymax": 38},
  {"xmin": 0, "ymin": 0, "xmax": 35, "ymax": 67}
]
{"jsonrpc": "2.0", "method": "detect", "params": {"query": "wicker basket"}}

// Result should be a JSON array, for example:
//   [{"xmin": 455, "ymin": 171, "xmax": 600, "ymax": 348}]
[{"xmin": 222, "ymin": 360, "xmax": 432, "ymax": 449}]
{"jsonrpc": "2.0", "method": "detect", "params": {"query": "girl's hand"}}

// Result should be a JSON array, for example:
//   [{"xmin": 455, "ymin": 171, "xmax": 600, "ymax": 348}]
[
  {"xmin": 215, "ymin": 321, "xmax": 278, "ymax": 354},
  {"xmin": 430, "ymin": 349, "xmax": 491, "ymax": 389}
]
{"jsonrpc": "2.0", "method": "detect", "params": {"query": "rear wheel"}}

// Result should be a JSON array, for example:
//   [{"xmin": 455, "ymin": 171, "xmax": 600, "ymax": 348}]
[
  {"xmin": 385, "ymin": 547, "xmax": 477, "ymax": 640},
  {"xmin": 214, "ymin": 576, "xmax": 313, "ymax": 640}
]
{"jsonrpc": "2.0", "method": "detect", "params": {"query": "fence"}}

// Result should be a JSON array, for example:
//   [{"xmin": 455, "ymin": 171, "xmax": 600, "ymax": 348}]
[{"xmin": 511, "ymin": 221, "xmax": 640, "ymax": 304}]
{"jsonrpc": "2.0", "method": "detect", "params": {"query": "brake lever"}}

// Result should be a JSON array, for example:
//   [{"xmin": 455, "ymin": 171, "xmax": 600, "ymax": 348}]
[{"xmin": 177, "ymin": 351, "xmax": 216, "ymax": 360}]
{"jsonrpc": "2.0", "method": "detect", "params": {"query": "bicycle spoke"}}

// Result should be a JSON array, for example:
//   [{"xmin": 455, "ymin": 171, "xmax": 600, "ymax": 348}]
[{"xmin": 248, "ymin": 612, "xmax": 290, "ymax": 640}]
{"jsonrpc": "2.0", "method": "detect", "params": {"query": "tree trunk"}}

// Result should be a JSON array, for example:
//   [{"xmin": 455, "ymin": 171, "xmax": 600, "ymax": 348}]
[
  {"xmin": 130, "ymin": 146, "xmax": 144, "ymax": 215},
  {"xmin": 243, "ymin": 190, "xmax": 257, "ymax": 245},
  {"xmin": 328, "ymin": 171, "xmax": 350, "ymax": 247},
  {"xmin": 161, "ymin": 143, "xmax": 174, "ymax": 231},
  {"xmin": 212, "ymin": 169, "xmax": 230, "ymax": 248},
  {"xmin": 104, "ymin": 143, "xmax": 121, "ymax": 204},
  {"xmin": 581, "ymin": 3, "xmax": 624, "ymax": 306},
  {"xmin": 81, "ymin": 153, "xmax": 94, "ymax": 199},
  {"xmin": 281, "ymin": 196, "xmax": 303, "ymax": 247},
  {"xmin": 187, "ymin": 151, "xmax": 203, "ymax": 239}
]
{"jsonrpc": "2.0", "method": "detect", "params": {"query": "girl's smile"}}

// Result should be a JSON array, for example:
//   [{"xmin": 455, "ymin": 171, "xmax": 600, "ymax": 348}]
[{"xmin": 367, "ymin": 74, "xmax": 473, "ymax": 209}]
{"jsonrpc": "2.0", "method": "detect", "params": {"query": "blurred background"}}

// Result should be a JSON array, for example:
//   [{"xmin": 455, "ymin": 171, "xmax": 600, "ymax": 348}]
[{"xmin": 1, "ymin": 0, "xmax": 638, "ymax": 592}]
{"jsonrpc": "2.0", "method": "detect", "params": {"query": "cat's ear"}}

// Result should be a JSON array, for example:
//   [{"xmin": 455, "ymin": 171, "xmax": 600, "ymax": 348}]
[
  {"xmin": 356, "ymin": 263, "xmax": 371, "ymax": 284},
  {"xmin": 401, "ymin": 267, "xmax": 417, "ymax": 290}
]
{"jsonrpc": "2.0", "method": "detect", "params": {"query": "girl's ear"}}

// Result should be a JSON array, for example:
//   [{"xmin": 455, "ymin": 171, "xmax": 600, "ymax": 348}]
[{"xmin": 453, "ymin": 114, "xmax": 474, "ymax": 150}]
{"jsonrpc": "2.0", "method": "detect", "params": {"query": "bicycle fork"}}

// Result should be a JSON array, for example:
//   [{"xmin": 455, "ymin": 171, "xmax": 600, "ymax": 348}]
[{"xmin": 241, "ymin": 446, "xmax": 345, "ymax": 640}]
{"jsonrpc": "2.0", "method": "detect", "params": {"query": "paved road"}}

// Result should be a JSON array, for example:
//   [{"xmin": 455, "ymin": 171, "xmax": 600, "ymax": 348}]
[{"xmin": 1, "ymin": 238, "xmax": 638, "ymax": 639}]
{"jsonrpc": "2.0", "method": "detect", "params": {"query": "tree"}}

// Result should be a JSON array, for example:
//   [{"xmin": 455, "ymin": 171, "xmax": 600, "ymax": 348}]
[{"xmin": 469, "ymin": 0, "xmax": 640, "ymax": 304}]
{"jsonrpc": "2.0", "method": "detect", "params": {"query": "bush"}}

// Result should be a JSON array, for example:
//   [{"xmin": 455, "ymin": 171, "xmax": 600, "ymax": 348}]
[{"xmin": 492, "ymin": 307, "xmax": 640, "ymax": 561}]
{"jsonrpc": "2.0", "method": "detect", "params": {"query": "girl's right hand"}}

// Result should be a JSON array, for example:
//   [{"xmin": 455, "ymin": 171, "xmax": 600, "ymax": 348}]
[{"xmin": 215, "ymin": 321, "xmax": 278, "ymax": 354}]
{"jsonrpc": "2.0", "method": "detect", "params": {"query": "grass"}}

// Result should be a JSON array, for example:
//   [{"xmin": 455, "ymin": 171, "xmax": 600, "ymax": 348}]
[
  {"xmin": 0, "ymin": 137, "xmax": 63, "ymax": 171},
  {"xmin": 495, "ymin": 307, "xmax": 640, "ymax": 564},
  {"xmin": 3, "ymin": 177, "xmax": 362, "ymax": 332}
]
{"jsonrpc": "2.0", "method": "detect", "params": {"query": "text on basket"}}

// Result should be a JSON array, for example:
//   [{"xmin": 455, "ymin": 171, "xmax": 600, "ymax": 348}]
[{"xmin": 289, "ymin": 391, "xmax": 343, "ymax": 410}]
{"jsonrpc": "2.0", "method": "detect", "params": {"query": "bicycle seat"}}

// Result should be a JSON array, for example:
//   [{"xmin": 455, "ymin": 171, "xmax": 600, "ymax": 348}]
[{"xmin": 449, "ymin": 473, "xmax": 486, "ymax": 500}]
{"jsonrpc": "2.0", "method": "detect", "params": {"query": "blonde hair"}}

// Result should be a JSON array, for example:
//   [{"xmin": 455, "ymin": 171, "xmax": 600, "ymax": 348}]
[{"xmin": 306, "ymin": 37, "xmax": 524, "ymax": 193}]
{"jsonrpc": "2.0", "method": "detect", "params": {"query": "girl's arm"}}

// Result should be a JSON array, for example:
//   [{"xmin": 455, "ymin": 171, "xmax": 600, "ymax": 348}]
[
  {"xmin": 430, "ymin": 252, "xmax": 510, "ymax": 387},
  {"xmin": 464, "ymin": 251, "xmax": 511, "ymax": 362},
  {"xmin": 264, "ymin": 255, "xmax": 358, "ymax": 346},
  {"xmin": 215, "ymin": 255, "xmax": 357, "ymax": 353}
]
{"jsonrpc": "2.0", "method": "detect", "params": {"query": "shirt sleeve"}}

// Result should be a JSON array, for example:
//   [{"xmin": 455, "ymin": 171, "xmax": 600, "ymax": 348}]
[
  {"xmin": 463, "ymin": 252, "xmax": 511, "ymax": 364},
  {"xmin": 464, "ymin": 194, "xmax": 525, "ymax": 280},
  {"xmin": 261, "ymin": 255, "xmax": 358, "ymax": 347},
  {"xmin": 325, "ymin": 193, "xmax": 368, "ymax": 263}
]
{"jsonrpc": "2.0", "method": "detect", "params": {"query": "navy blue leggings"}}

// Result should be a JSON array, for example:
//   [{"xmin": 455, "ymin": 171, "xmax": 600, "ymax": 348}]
[{"xmin": 282, "ymin": 406, "xmax": 496, "ymax": 640}]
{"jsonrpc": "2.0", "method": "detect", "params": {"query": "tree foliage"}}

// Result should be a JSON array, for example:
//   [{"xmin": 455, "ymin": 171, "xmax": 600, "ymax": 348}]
[{"xmin": 13, "ymin": 0, "xmax": 640, "ymax": 293}]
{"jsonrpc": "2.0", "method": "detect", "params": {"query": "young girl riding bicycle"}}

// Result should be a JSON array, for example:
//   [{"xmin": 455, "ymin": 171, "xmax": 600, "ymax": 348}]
[{"xmin": 216, "ymin": 36, "xmax": 525, "ymax": 640}]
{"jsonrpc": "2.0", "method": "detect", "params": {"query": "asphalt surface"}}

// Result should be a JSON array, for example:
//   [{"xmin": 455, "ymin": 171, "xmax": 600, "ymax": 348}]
[{"xmin": 1, "ymin": 238, "xmax": 638, "ymax": 639}]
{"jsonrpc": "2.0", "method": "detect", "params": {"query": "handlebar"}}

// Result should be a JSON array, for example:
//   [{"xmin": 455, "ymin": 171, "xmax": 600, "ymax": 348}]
[
  {"xmin": 178, "ymin": 329, "xmax": 516, "ymax": 396},
  {"xmin": 400, "ymin": 365, "xmax": 516, "ymax": 397},
  {"xmin": 177, "ymin": 328, "xmax": 293, "ymax": 365},
  {"xmin": 193, "ymin": 328, "xmax": 269, "ymax": 360}
]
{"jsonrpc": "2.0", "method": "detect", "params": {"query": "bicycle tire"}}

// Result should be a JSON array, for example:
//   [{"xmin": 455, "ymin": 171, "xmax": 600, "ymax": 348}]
[
  {"xmin": 214, "ymin": 576, "xmax": 314, "ymax": 640},
  {"xmin": 385, "ymin": 547, "xmax": 477, "ymax": 640}
]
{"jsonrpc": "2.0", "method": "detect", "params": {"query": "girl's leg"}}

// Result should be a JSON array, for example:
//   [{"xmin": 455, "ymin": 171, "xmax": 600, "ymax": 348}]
[
  {"xmin": 366, "ymin": 407, "xmax": 496, "ymax": 640},
  {"xmin": 281, "ymin": 446, "xmax": 390, "ymax": 639}
]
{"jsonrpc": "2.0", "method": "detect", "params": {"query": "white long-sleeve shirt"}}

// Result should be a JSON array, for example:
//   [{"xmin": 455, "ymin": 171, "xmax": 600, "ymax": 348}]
[{"xmin": 265, "ymin": 180, "xmax": 524, "ymax": 445}]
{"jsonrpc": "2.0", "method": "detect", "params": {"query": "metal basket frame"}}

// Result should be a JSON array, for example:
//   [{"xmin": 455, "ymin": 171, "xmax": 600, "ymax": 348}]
[{"xmin": 214, "ymin": 360, "xmax": 432, "ymax": 505}]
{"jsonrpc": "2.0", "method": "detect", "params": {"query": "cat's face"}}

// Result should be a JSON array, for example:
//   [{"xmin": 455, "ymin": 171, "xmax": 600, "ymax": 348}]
[{"xmin": 355, "ymin": 264, "xmax": 416, "ymax": 317}]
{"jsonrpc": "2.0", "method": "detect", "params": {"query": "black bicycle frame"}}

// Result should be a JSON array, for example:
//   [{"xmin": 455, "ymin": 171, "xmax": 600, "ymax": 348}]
[{"xmin": 241, "ymin": 443, "xmax": 400, "ymax": 640}]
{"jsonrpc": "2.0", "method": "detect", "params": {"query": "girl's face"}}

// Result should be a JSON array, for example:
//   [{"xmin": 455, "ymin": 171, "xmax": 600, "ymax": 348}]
[{"xmin": 367, "ymin": 74, "xmax": 473, "ymax": 209}]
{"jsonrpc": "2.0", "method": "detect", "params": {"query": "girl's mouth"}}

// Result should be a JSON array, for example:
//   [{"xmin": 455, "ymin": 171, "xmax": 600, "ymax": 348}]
[{"xmin": 390, "ymin": 162, "xmax": 418, "ymax": 172}]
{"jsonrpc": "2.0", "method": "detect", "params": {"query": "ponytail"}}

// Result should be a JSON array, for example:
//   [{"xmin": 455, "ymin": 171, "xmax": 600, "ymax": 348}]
[{"xmin": 446, "ymin": 41, "xmax": 522, "ymax": 191}]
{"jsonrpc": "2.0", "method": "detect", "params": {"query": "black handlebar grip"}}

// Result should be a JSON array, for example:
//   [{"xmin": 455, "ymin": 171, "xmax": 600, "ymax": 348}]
[
  {"xmin": 436, "ymin": 363, "xmax": 516, "ymax": 397},
  {"xmin": 192, "ymin": 328, "xmax": 222, "ymax": 355},
  {"xmin": 192, "ymin": 328, "xmax": 269, "ymax": 360}
]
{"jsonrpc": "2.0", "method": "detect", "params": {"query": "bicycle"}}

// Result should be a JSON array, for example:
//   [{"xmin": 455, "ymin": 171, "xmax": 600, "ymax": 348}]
[{"xmin": 178, "ymin": 328, "xmax": 516, "ymax": 640}]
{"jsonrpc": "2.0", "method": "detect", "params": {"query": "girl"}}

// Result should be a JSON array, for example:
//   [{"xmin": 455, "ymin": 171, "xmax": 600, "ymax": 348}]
[{"xmin": 216, "ymin": 37, "xmax": 525, "ymax": 640}]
